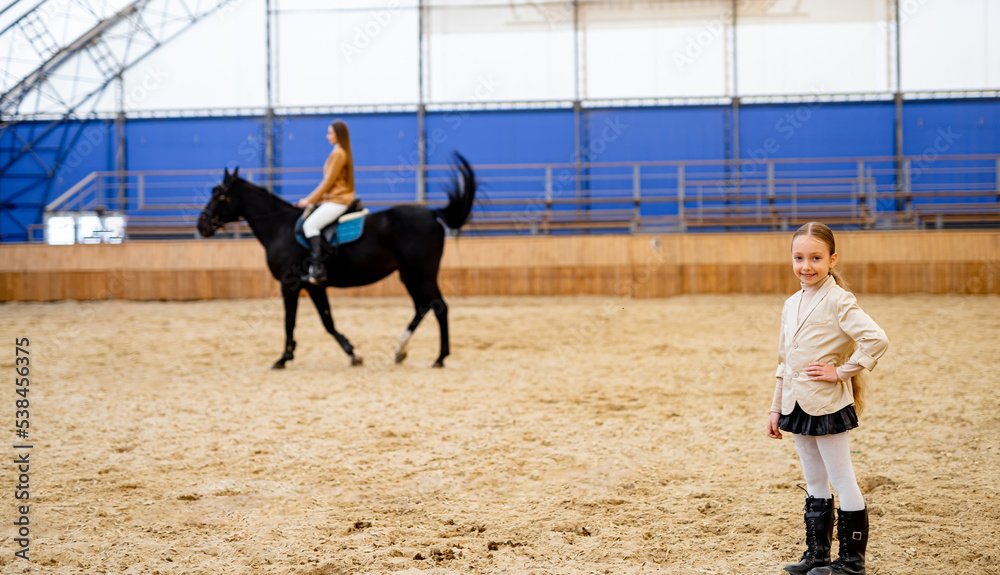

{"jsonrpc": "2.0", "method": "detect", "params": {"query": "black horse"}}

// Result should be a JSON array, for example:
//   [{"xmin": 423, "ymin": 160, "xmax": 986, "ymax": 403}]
[{"xmin": 197, "ymin": 154, "xmax": 476, "ymax": 369}]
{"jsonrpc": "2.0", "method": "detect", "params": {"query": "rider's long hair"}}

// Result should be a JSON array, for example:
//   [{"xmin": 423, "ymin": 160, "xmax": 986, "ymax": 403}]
[{"xmin": 332, "ymin": 120, "xmax": 354, "ymax": 192}]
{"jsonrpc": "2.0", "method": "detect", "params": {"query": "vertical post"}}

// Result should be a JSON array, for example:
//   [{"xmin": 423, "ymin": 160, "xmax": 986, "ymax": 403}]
[
  {"xmin": 791, "ymin": 183, "xmax": 797, "ymax": 221},
  {"xmin": 894, "ymin": 93, "xmax": 904, "ymax": 216},
  {"xmin": 868, "ymin": 165, "xmax": 877, "ymax": 228},
  {"xmin": 854, "ymin": 160, "xmax": 872, "ymax": 230},
  {"xmin": 894, "ymin": 0, "xmax": 902, "ymax": 95},
  {"xmin": 264, "ymin": 0, "xmax": 276, "ymax": 193},
  {"xmin": 572, "ymin": 0, "xmax": 582, "ymax": 212},
  {"xmin": 730, "ymin": 97, "xmax": 741, "ymax": 226},
  {"xmin": 697, "ymin": 182, "xmax": 703, "ymax": 223},
  {"xmin": 114, "ymin": 75, "xmax": 127, "ymax": 212},
  {"xmin": 94, "ymin": 176, "xmax": 103, "ymax": 213},
  {"xmin": 417, "ymin": 108, "xmax": 426, "ymax": 203},
  {"xmin": 995, "ymin": 156, "xmax": 1000, "ymax": 205},
  {"xmin": 903, "ymin": 159, "xmax": 912, "ymax": 214},
  {"xmin": 137, "ymin": 173, "xmax": 145, "ymax": 209},
  {"xmin": 893, "ymin": 0, "xmax": 905, "ymax": 216},
  {"xmin": 632, "ymin": 164, "xmax": 641, "ymax": 232},
  {"xmin": 730, "ymin": 0, "xmax": 740, "ymax": 230},
  {"xmin": 731, "ymin": 0, "xmax": 738, "ymax": 98},
  {"xmin": 755, "ymin": 184, "xmax": 761, "ymax": 222},
  {"xmin": 677, "ymin": 164, "xmax": 686, "ymax": 232},
  {"xmin": 857, "ymin": 160, "xmax": 866, "ymax": 219},
  {"xmin": 766, "ymin": 161, "xmax": 775, "ymax": 198},
  {"xmin": 544, "ymin": 166, "xmax": 553, "ymax": 234},
  {"xmin": 416, "ymin": 0, "xmax": 426, "ymax": 203},
  {"xmin": 545, "ymin": 166, "xmax": 553, "ymax": 202},
  {"xmin": 766, "ymin": 160, "xmax": 774, "ymax": 226}
]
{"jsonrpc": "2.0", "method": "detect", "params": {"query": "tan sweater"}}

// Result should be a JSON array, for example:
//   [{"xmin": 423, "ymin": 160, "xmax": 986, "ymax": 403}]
[{"xmin": 304, "ymin": 146, "xmax": 354, "ymax": 206}]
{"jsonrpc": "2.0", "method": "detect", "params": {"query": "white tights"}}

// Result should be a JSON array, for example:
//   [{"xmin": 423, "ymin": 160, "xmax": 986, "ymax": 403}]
[{"xmin": 792, "ymin": 432, "xmax": 865, "ymax": 511}]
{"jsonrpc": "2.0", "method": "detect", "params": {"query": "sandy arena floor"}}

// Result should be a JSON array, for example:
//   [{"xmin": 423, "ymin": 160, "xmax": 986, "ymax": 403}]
[{"xmin": 0, "ymin": 294, "xmax": 998, "ymax": 575}]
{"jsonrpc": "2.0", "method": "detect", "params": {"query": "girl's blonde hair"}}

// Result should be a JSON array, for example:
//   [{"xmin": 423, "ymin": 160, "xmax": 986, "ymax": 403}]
[{"xmin": 791, "ymin": 221, "xmax": 866, "ymax": 415}]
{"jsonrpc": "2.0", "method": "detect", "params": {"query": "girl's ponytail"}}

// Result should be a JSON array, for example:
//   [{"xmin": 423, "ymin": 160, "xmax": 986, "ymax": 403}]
[
  {"xmin": 830, "ymin": 267, "xmax": 850, "ymax": 291},
  {"xmin": 851, "ymin": 370, "xmax": 867, "ymax": 416}
]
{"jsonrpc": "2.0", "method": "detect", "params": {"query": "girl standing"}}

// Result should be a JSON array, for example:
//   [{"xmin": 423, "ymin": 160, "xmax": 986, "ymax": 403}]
[
  {"xmin": 767, "ymin": 222, "xmax": 889, "ymax": 575},
  {"xmin": 297, "ymin": 120, "xmax": 356, "ymax": 284}
]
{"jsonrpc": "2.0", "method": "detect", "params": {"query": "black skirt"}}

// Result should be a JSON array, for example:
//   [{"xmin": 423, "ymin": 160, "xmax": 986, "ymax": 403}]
[{"xmin": 778, "ymin": 403, "xmax": 858, "ymax": 436}]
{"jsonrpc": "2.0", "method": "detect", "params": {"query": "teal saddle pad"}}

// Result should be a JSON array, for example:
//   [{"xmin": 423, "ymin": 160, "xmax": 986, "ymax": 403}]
[{"xmin": 295, "ymin": 209, "xmax": 368, "ymax": 249}]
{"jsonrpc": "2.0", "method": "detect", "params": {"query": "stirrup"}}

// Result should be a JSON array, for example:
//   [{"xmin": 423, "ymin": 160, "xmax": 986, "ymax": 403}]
[{"xmin": 303, "ymin": 264, "xmax": 326, "ymax": 285}]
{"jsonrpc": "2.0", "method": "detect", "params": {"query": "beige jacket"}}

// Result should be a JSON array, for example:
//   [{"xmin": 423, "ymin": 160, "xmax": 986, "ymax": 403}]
[
  {"xmin": 775, "ymin": 275, "xmax": 889, "ymax": 416},
  {"xmin": 304, "ymin": 146, "xmax": 355, "ymax": 206}
]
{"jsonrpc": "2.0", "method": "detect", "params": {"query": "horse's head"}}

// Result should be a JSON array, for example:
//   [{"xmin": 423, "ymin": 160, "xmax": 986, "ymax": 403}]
[{"xmin": 197, "ymin": 167, "xmax": 244, "ymax": 237}]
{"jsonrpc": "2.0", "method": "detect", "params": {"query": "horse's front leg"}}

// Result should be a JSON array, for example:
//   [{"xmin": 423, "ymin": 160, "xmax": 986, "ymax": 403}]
[
  {"xmin": 273, "ymin": 287, "xmax": 300, "ymax": 369},
  {"xmin": 305, "ymin": 284, "xmax": 362, "ymax": 366}
]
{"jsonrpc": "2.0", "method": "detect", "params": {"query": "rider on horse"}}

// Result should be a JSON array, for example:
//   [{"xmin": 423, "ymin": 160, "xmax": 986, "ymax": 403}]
[{"xmin": 296, "ymin": 120, "xmax": 356, "ymax": 284}]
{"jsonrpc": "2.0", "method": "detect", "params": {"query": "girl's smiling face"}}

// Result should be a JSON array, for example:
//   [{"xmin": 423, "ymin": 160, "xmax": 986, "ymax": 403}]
[{"xmin": 792, "ymin": 235, "xmax": 837, "ymax": 287}]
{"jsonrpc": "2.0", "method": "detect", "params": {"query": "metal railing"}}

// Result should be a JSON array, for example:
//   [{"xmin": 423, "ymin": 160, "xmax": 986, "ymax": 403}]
[{"xmin": 34, "ymin": 154, "xmax": 1000, "ymax": 241}]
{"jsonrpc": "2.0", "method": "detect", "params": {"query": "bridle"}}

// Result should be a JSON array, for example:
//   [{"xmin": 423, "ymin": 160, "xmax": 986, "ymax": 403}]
[
  {"xmin": 200, "ymin": 185, "xmax": 231, "ymax": 232},
  {"xmin": 200, "ymin": 177, "xmax": 295, "ymax": 232}
]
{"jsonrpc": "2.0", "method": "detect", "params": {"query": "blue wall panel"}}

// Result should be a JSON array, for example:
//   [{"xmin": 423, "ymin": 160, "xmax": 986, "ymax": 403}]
[
  {"xmin": 423, "ymin": 110, "xmax": 576, "ymax": 214},
  {"xmin": 279, "ymin": 114, "xmax": 418, "ymax": 202},
  {"xmin": 125, "ymin": 117, "xmax": 265, "ymax": 214},
  {"xmin": 3, "ymin": 122, "xmax": 116, "ymax": 199},
  {"xmin": 52, "ymin": 122, "xmax": 117, "ymax": 194},
  {"xmin": 1, "ymin": 98, "xmax": 998, "ymax": 242},
  {"xmin": 904, "ymin": 100, "xmax": 1000, "ymax": 156},
  {"xmin": 425, "ymin": 110, "xmax": 576, "ymax": 165},
  {"xmin": 739, "ymin": 102, "xmax": 897, "ymax": 159},
  {"xmin": 582, "ymin": 107, "xmax": 730, "ymax": 220},
  {"xmin": 903, "ymin": 100, "xmax": 1000, "ymax": 207},
  {"xmin": 126, "ymin": 117, "xmax": 265, "ymax": 172},
  {"xmin": 1, "ymin": 121, "xmax": 115, "ymax": 241},
  {"xmin": 583, "ymin": 107, "xmax": 729, "ymax": 162},
  {"xmin": 280, "ymin": 114, "xmax": 418, "ymax": 168},
  {"xmin": 739, "ymin": 103, "xmax": 899, "ymax": 216}
]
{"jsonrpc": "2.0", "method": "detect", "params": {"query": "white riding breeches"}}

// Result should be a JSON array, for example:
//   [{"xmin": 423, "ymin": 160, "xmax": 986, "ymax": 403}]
[{"xmin": 303, "ymin": 202, "xmax": 349, "ymax": 238}]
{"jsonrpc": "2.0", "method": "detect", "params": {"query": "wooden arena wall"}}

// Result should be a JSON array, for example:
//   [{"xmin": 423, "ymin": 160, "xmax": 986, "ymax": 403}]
[{"xmin": 1, "ymin": 231, "xmax": 998, "ymax": 301}]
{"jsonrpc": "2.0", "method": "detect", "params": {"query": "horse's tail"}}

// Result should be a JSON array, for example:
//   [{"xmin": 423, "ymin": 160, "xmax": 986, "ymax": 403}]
[{"xmin": 432, "ymin": 153, "xmax": 476, "ymax": 230}]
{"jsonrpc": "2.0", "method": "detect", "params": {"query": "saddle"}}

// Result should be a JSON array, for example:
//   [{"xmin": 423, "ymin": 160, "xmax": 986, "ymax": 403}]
[{"xmin": 295, "ymin": 198, "xmax": 369, "ymax": 250}]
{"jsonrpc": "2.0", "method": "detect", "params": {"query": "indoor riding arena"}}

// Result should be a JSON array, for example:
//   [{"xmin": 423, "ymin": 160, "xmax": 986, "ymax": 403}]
[{"xmin": 1, "ymin": 2, "xmax": 998, "ymax": 575}]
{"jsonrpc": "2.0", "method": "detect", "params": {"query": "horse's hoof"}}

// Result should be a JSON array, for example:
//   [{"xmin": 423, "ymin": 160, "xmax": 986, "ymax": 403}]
[
  {"xmin": 432, "ymin": 360, "xmax": 444, "ymax": 368},
  {"xmin": 271, "ymin": 361, "xmax": 286, "ymax": 370},
  {"xmin": 395, "ymin": 351, "xmax": 407, "ymax": 364},
  {"xmin": 350, "ymin": 355, "xmax": 363, "ymax": 367}
]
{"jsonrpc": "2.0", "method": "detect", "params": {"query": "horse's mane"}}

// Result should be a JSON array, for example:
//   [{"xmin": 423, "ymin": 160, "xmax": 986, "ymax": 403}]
[{"xmin": 232, "ymin": 176, "xmax": 301, "ymax": 213}]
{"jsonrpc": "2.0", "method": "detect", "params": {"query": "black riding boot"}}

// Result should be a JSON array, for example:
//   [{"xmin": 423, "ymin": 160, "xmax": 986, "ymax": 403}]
[
  {"xmin": 784, "ymin": 496, "xmax": 835, "ymax": 574},
  {"xmin": 304, "ymin": 236, "xmax": 328, "ymax": 285},
  {"xmin": 808, "ymin": 508, "xmax": 868, "ymax": 575}
]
